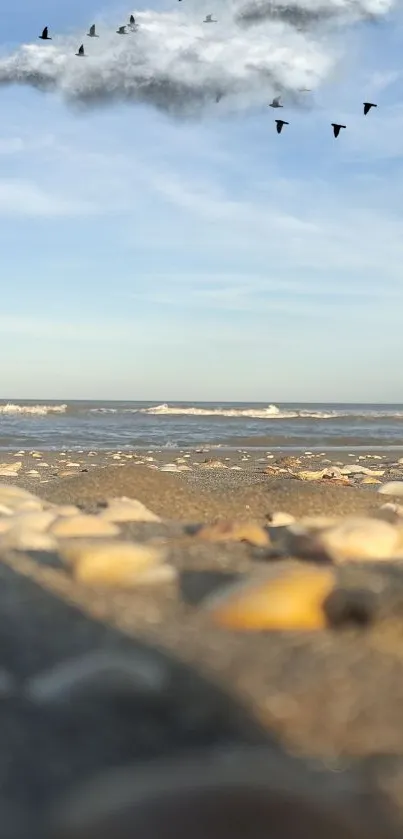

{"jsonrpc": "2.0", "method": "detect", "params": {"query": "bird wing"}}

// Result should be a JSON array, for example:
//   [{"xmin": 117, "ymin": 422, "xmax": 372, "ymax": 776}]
[
  {"xmin": 79, "ymin": 44, "xmax": 84, "ymax": 54},
  {"xmin": 42, "ymin": 27, "xmax": 48, "ymax": 37},
  {"xmin": 89, "ymin": 24, "xmax": 95, "ymax": 35}
]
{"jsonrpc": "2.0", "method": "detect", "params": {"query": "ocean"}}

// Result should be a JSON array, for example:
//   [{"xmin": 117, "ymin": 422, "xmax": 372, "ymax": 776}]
[{"xmin": 0, "ymin": 401, "xmax": 403, "ymax": 452}]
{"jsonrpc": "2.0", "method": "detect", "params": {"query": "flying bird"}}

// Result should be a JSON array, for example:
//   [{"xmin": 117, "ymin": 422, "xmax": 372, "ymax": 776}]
[
  {"xmin": 276, "ymin": 119, "xmax": 289, "ymax": 134},
  {"xmin": 39, "ymin": 27, "xmax": 51, "ymax": 40},
  {"xmin": 203, "ymin": 14, "xmax": 217, "ymax": 22},
  {"xmin": 331, "ymin": 123, "xmax": 346, "ymax": 138},
  {"xmin": 87, "ymin": 24, "xmax": 99, "ymax": 37},
  {"xmin": 116, "ymin": 25, "xmax": 127, "ymax": 34},
  {"xmin": 270, "ymin": 96, "xmax": 283, "ymax": 108},
  {"xmin": 75, "ymin": 44, "xmax": 86, "ymax": 56},
  {"xmin": 363, "ymin": 102, "xmax": 377, "ymax": 115},
  {"xmin": 129, "ymin": 14, "xmax": 139, "ymax": 29}
]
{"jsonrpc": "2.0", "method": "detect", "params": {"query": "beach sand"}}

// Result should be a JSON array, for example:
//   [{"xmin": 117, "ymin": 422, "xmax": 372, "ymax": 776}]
[
  {"xmin": 4, "ymin": 445, "xmax": 398, "ymax": 520},
  {"xmin": 2, "ymin": 448, "xmax": 403, "ymax": 836}
]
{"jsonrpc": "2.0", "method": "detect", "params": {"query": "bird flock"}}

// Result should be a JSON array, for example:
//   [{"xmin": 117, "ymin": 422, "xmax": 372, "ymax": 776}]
[
  {"xmin": 268, "ymin": 93, "xmax": 377, "ymax": 135},
  {"xmin": 38, "ymin": 13, "xmax": 378, "ymax": 136}
]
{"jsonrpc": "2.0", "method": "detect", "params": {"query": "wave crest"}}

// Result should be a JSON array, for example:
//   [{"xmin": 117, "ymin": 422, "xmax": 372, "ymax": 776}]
[
  {"xmin": 141, "ymin": 403, "xmax": 290, "ymax": 418},
  {"xmin": 0, "ymin": 403, "xmax": 67, "ymax": 416}
]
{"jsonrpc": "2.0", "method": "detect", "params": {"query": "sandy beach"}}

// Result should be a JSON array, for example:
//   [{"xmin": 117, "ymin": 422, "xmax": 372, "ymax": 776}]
[{"xmin": 2, "ymin": 447, "xmax": 403, "ymax": 836}]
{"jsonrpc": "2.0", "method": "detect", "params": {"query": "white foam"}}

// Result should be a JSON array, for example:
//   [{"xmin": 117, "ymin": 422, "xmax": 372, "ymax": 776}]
[
  {"xmin": 138, "ymin": 403, "xmax": 403, "ymax": 420},
  {"xmin": 140, "ymin": 402, "xmax": 285, "ymax": 419},
  {"xmin": 0, "ymin": 403, "xmax": 67, "ymax": 416}
]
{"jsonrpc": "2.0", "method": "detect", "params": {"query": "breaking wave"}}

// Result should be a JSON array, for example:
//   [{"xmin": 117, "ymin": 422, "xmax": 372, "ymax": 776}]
[
  {"xmin": 140, "ymin": 403, "xmax": 339, "ymax": 419},
  {"xmin": 0, "ymin": 403, "xmax": 67, "ymax": 416}
]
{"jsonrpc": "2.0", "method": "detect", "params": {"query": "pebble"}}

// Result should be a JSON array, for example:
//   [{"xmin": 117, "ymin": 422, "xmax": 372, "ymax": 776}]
[
  {"xmin": 99, "ymin": 497, "xmax": 161, "ymax": 523},
  {"xmin": 323, "ymin": 587, "xmax": 378, "ymax": 629},
  {"xmin": 195, "ymin": 520, "xmax": 271, "ymax": 548},
  {"xmin": 208, "ymin": 565, "xmax": 336, "ymax": 631},
  {"xmin": 159, "ymin": 464, "xmax": 182, "ymax": 473},
  {"xmin": 50, "ymin": 515, "xmax": 120, "ymax": 539},
  {"xmin": 60, "ymin": 540, "xmax": 169, "ymax": 587},
  {"xmin": 378, "ymin": 482, "xmax": 403, "ymax": 497}
]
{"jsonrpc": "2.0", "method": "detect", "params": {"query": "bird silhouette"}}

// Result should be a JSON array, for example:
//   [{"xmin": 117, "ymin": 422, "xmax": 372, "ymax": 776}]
[
  {"xmin": 331, "ymin": 123, "xmax": 346, "ymax": 138},
  {"xmin": 116, "ymin": 25, "xmax": 127, "ymax": 34},
  {"xmin": 270, "ymin": 96, "xmax": 283, "ymax": 108},
  {"xmin": 363, "ymin": 102, "xmax": 377, "ymax": 115},
  {"xmin": 87, "ymin": 24, "xmax": 99, "ymax": 37},
  {"xmin": 75, "ymin": 44, "xmax": 86, "ymax": 56},
  {"xmin": 276, "ymin": 119, "xmax": 289, "ymax": 134},
  {"xmin": 216, "ymin": 92, "xmax": 223, "ymax": 103},
  {"xmin": 129, "ymin": 15, "xmax": 139, "ymax": 30},
  {"xmin": 39, "ymin": 27, "xmax": 51, "ymax": 40},
  {"xmin": 203, "ymin": 14, "xmax": 217, "ymax": 22}
]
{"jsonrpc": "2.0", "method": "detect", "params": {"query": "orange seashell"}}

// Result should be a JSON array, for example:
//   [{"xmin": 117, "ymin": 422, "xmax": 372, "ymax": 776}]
[{"xmin": 208, "ymin": 566, "xmax": 336, "ymax": 631}]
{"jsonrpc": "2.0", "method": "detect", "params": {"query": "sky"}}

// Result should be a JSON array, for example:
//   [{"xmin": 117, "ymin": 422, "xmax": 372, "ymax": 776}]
[{"xmin": 0, "ymin": 0, "xmax": 402, "ymax": 402}]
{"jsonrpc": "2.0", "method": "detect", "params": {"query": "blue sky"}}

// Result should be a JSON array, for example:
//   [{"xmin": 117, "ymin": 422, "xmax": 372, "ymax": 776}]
[{"xmin": 0, "ymin": 0, "xmax": 402, "ymax": 402}]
